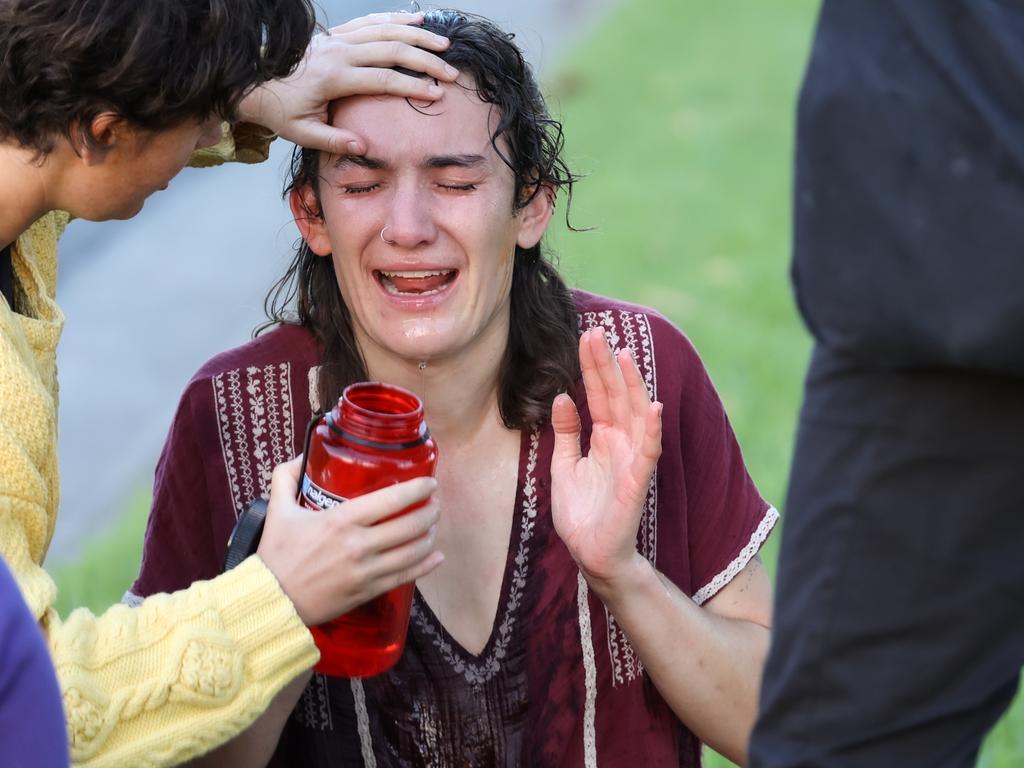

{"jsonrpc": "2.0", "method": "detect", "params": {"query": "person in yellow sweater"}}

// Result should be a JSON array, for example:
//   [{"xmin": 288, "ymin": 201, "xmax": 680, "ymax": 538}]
[{"xmin": 0, "ymin": 2, "xmax": 457, "ymax": 766}]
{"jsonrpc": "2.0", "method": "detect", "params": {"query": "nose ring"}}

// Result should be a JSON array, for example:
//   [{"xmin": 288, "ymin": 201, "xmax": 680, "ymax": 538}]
[{"xmin": 380, "ymin": 226, "xmax": 396, "ymax": 245}]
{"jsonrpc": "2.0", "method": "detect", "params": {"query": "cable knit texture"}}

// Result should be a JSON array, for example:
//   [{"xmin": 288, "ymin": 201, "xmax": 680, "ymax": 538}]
[{"xmin": 0, "ymin": 125, "xmax": 318, "ymax": 766}]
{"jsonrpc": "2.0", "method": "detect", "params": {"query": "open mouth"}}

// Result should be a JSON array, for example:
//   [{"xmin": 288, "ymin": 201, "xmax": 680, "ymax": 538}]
[{"xmin": 375, "ymin": 269, "xmax": 458, "ymax": 296}]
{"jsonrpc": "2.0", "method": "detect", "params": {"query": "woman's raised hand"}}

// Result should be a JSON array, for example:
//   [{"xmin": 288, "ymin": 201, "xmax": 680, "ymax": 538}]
[{"xmin": 550, "ymin": 328, "xmax": 663, "ymax": 585}]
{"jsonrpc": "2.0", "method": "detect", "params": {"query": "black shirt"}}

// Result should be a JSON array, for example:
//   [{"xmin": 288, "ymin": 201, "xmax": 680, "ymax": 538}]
[
  {"xmin": 792, "ymin": 0, "xmax": 1024, "ymax": 377},
  {"xmin": 1, "ymin": 245, "xmax": 13, "ymax": 309}
]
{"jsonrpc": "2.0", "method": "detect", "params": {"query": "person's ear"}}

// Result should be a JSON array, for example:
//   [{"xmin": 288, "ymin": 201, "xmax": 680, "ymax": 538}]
[
  {"xmin": 289, "ymin": 184, "xmax": 332, "ymax": 256},
  {"xmin": 515, "ymin": 183, "xmax": 555, "ymax": 249},
  {"xmin": 77, "ymin": 113, "xmax": 129, "ymax": 165}
]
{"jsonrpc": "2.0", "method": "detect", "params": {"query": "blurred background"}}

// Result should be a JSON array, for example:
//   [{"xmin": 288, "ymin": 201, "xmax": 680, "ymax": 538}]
[{"xmin": 49, "ymin": 1, "xmax": 1022, "ymax": 765}]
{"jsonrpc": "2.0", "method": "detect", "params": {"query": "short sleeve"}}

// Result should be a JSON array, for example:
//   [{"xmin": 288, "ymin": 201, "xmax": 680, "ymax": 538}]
[
  {"xmin": 130, "ymin": 382, "xmax": 224, "ymax": 599},
  {"xmin": 573, "ymin": 294, "xmax": 778, "ymax": 607},
  {"xmin": 671, "ymin": 333, "xmax": 778, "ymax": 605}
]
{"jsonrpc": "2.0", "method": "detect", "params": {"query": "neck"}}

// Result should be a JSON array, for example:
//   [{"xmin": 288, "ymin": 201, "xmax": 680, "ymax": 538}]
[
  {"xmin": 359, "ymin": 315, "xmax": 511, "ymax": 444},
  {"xmin": 0, "ymin": 142, "xmax": 57, "ymax": 250}
]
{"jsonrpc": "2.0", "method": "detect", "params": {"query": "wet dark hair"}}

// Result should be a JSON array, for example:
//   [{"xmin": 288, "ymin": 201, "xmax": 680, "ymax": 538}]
[
  {"xmin": 267, "ymin": 9, "xmax": 581, "ymax": 430},
  {"xmin": 0, "ymin": 0, "xmax": 316, "ymax": 155}
]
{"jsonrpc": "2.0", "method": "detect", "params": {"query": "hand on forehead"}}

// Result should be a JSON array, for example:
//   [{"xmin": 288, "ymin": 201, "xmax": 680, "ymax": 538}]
[{"xmin": 325, "ymin": 76, "xmax": 503, "ymax": 168}]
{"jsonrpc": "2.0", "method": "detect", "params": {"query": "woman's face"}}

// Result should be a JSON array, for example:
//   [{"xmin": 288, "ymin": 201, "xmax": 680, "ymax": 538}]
[
  {"xmin": 70, "ymin": 116, "xmax": 224, "ymax": 221},
  {"xmin": 292, "ymin": 80, "xmax": 552, "ymax": 370}
]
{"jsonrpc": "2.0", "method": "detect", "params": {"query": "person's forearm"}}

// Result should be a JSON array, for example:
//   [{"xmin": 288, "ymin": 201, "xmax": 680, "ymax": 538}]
[
  {"xmin": 586, "ymin": 555, "xmax": 770, "ymax": 766},
  {"xmin": 39, "ymin": 556, "xmax": 317, "ymax": 767},
  {"xmin": 186, "ymin": 670, "xmax": 312, "ymax": 768}
]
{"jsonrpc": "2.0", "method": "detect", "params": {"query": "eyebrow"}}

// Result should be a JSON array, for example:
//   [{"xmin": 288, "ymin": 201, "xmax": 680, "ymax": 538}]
[
  {"xmin": 424, "ymin": 154, "xmax": 487, "ymax": 170},
  {"xmin": 332, "ymin": 154, "xmax": 387, "ymax": 171},
  {"xmin": 331, "ymin": 153, "xmax": 487, "ymax": 171}
]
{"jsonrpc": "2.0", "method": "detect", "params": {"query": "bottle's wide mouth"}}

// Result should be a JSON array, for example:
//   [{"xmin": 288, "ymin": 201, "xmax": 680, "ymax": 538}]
[
  {"xmin": 343, "ymin": 381, "xmax": 423, "ymax": 419},
  {"xmin": 330, "ymin": 381, "xmax": 429, "ymax": 449}
]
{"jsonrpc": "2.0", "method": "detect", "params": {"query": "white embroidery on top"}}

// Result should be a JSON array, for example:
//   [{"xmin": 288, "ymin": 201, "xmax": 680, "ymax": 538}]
[
  {"xmin": 294, "ymin": 672, "xmax": 333, "ymax": 732},
  {"xmin": 212, "ymin": 362, "xmax": 295, "ymax": 516},
  {"xmin": 577, "ymin": 571, "xmax": 598, "ymax": 768},
  {"xmin": 693, "ymin": 506, "xmax": 779, "ymax": 606},
  {"xmin": 308, "ymin": 365, "xmax": 322, "ymax": 413}
]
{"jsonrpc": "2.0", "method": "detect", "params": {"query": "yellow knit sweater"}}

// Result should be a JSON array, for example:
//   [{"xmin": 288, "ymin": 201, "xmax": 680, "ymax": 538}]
[{"xmin": 0, "ymin": 126, "xmax": 318, "ymax": 766}]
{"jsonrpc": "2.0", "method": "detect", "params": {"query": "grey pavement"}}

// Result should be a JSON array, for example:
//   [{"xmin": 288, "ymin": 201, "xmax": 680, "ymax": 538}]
[{"xmin": 48, "ymin": 0, "xmax": 622, "ymax": 565}]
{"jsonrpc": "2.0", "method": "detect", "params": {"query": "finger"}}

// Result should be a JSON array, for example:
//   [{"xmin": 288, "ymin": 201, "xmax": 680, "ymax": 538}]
[
  {"xmin": 320, "ymin": 66, "xmax": 448, "ymax": 104},
  {"xmin": 618, "ymin": 347, "xmax": 653, "ymax": 444},
  {"xmin": 364, "ymin": 525, "xmax": 441, "ymax": 582},
  {"xmin": 550, "ymin": 393, "xmax": 583, "ymax": 469},
  {"xmin": 335, "ymin": 477, "xmax": 438, "ymax": 527},
  {"xmin": 340, "ymin": 41, "xmax": 459, "ymax": 83},
  {"xmin": 591, "ymin": 330, "xmax": 631, "ymax": 428},
  {"xmin": 340, "ymin": 22, "xmax": 451, "ymax": 53},
  {"xmin": 632, "ymin": 402, "xmax": 664, "ymax": 485},
  {"xmin": 290, "ymin": 120, "xmax": 366, "ymax": 155},
  {"xmin": 362, "ymin": 499, "xmax": 441, "ymax": 552},
  {"xmin": 376, "ymin": 549, "xmax": 445, "ymax": 595},
  {"xmin": 330, "ymin": 11, "xmax": 425, "ymax": 35},
  {"xmin": 269, "ymin": 456, "xmax": 303, "ymax": 502},
  {"xmin": 579, "ymin": 329, "xmax": 611, "ymax": 424}
]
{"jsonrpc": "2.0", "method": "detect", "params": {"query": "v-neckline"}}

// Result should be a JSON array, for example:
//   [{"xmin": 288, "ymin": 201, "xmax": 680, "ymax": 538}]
[{"xmin": 410, "ymin": 428, "xmax": 540, "ymax": 676}]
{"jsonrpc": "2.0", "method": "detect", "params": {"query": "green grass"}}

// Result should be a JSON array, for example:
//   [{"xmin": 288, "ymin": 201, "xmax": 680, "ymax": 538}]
[
  {"xmin": 547, "ymin": 0, "xmax": 818, "ymax": 538},
  {"xmin": 50, "ymin": 0, "xmax": 1022, "ymax": 764},
  {"xmin": 51, "ymin": 487, "xmax": 151, "ymax": 617}
]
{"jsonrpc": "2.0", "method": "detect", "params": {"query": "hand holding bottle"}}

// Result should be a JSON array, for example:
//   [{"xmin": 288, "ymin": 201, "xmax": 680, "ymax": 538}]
[{"xmin": 256, "ymin": 457, "xmax": 443, "ymax": 628}]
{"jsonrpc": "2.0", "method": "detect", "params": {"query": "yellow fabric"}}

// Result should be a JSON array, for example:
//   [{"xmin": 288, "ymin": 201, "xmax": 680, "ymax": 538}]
[{"xmin": 0, "ymin": 126, "xmax": 318, "ymax": 766}]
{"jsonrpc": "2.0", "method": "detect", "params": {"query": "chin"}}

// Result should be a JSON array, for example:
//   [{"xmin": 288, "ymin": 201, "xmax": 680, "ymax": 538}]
[
  {"xmin": 104, "ymin": 199, "xmax": 147, "ymax": 221},
  {"xmin": 372, "ymin": 334, "xmax": 454, "ymax": 366}
]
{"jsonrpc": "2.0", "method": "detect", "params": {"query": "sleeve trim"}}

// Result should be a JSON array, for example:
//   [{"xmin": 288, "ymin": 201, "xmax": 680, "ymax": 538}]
[{"xmin": 692, "ymin": 505, "xmax": 779, "ymax": 606}]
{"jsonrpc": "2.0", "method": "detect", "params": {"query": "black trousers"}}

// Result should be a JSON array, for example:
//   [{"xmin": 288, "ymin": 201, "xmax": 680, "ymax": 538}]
[{"xmin": 749, "ymin": 346, "xmax": 1024, "ymax": 768}]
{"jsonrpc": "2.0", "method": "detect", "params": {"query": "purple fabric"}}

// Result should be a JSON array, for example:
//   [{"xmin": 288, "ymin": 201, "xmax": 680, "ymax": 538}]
[
  {"xmin": 134, "ymin": 291, "xmax": 774, "ymax": 766},
  {"xmin": 0, "ymin": 557, "xmax": 69, "ymax": 767}
]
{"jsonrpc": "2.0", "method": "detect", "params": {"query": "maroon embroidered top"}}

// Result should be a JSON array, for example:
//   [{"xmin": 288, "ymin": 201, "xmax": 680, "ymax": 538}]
[{"xmin": 132, "ymin": 291, "xmax": 777, "ymax": 767}]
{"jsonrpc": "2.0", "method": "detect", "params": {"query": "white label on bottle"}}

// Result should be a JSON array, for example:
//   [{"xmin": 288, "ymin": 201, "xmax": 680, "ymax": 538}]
[{"xmin": 301, "ymin": 475, "xmax": 347, "ymax": 511}]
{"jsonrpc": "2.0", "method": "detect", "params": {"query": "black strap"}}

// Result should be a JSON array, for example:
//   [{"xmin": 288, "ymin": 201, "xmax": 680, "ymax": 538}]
[
  {"xmin": 0, "ymin": 245, "xmax": 12, "ymax": 308},
  {"xmin": 223, "ymin": 499, "xmax": 268, "ymax": 571}
]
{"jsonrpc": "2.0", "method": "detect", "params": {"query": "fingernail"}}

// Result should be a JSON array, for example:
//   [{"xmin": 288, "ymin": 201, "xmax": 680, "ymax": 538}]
[
  {"xmin": 346, "ymin": 140, "xmax": 362, "ymax": 154},
  {"xmin": 428, "ymin": 84, "xmax": 445, "ymax": 98},
  {"xmin": 445, "ymin": 64, "xmax": 459, "ymax": 78}
]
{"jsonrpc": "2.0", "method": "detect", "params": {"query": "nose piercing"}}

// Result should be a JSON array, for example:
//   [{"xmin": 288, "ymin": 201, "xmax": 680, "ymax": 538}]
[{"xmin": 380, "ymin": 226, "xmax": 396, "ymax": 245}]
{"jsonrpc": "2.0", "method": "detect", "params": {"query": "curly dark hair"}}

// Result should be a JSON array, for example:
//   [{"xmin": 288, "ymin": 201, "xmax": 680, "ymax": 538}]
[
  {"xmin": 266, "ymin": 9, "xmax": 581, "ymax": 430},
  {"xmin": 0, "ymin": 0, "xmax": 316, "ymax": 155}
]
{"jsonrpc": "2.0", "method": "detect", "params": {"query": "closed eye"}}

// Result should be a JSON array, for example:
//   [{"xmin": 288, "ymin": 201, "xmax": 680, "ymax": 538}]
[
  {"xmin": 342, "ymin": 183, "xmax": 381, "ymax": 195},
  {"xmin": 438, "ymin": 183, "xmax": 478, "ymax": 192}
]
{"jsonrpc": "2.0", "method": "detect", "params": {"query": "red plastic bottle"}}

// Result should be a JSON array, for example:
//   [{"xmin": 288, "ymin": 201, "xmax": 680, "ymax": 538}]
[{"xmin": 299, "ymin": 382, "xmax": 437, "ymax": 677}]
